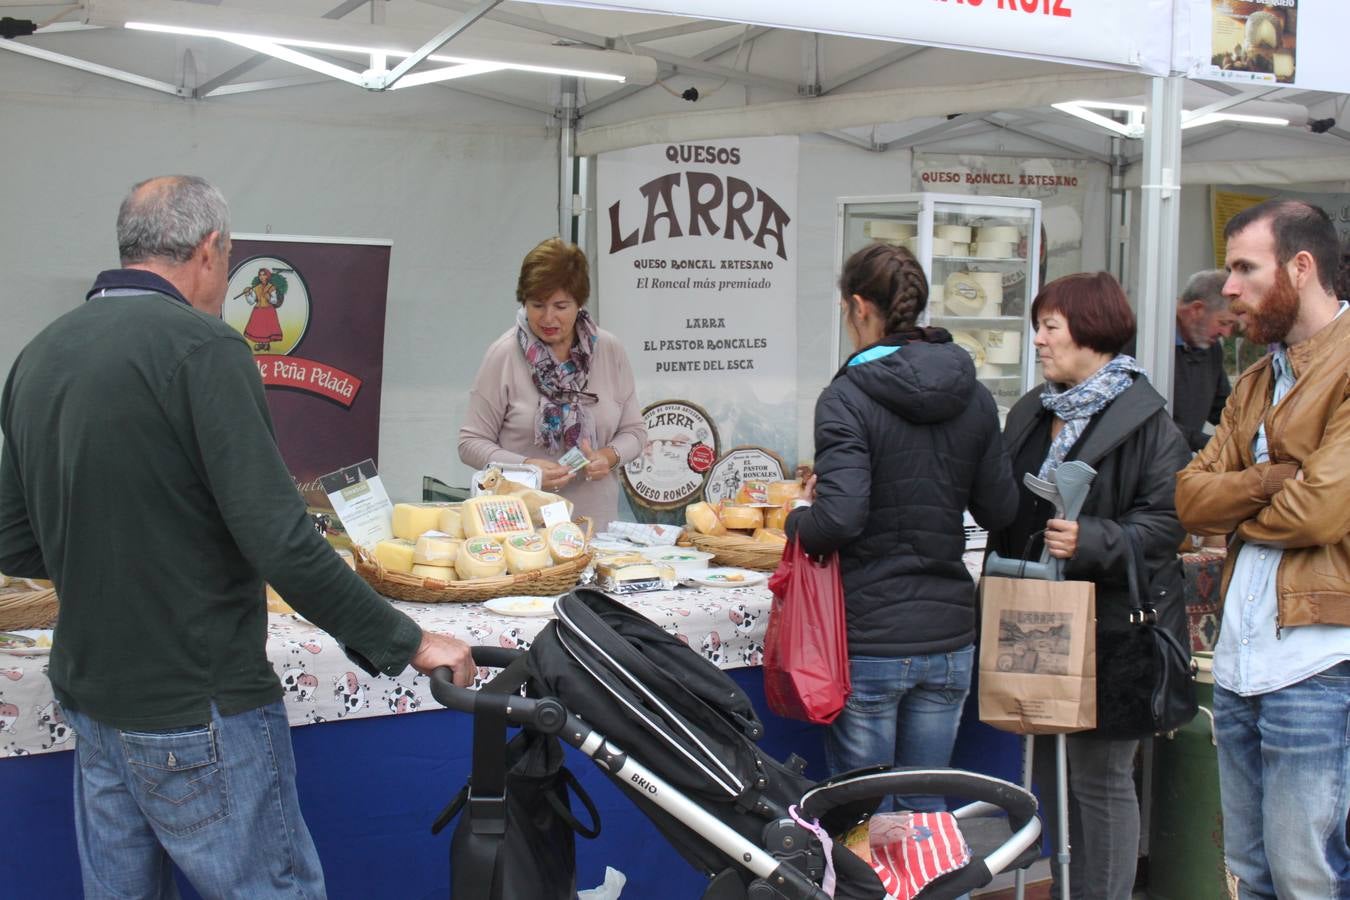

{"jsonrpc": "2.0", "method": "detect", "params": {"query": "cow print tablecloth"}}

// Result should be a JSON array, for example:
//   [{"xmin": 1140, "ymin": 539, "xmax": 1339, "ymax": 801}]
[{"xmin": 0, "ymin": 585, "xmax": 773, "ymax": 758}]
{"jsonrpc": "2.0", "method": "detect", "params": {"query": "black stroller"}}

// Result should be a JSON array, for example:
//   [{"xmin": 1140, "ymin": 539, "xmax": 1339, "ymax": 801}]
[{"xmin": 430, "ymin": 587, "xmax": 1041, "ymax": 900}]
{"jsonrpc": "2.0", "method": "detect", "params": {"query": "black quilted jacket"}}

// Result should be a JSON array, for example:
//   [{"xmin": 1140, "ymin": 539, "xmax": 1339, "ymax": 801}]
[{"xmin": 786, "ymin": 331, "xmax": 1018, "ymax": 657}]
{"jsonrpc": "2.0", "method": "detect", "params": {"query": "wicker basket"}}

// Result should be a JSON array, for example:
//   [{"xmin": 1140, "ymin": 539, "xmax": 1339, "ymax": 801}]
[
  {"xmin": 686, "ymin": 532, "xmax": 785, "ymax": 572},
  {"xmin": 0, "ymin": 587, "xmax": 59, "ymax": 631},
  {"xmin": 355, "ymin": 549, "xmax": 593, "ymax": 603}
]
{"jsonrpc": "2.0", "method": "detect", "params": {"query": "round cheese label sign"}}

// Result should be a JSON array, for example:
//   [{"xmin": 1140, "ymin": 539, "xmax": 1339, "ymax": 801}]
[
  {"xmin": 704, "ymin": 446, "xmax": 787, "ymax": 506},
  {"xmin": 622, "ymin": 400, "xmax": 719, "ymax": 510}
]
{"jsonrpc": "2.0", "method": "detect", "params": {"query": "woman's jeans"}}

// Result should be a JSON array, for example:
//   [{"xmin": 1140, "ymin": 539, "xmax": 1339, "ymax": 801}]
[
  {"xmin": 825, "ymin": 645, "xmax": 975, "ymax": 812},
  {"xmin": 1214, "ymin": 664, "xmax": 1350, "ymax": 900},
  {"xmin": 62, "ymin": 699, "xmax": 327, "ymax": 899},
  {"xmin": 1032, "ymin": 733, "xmax": 1140, "ymax": 900}
]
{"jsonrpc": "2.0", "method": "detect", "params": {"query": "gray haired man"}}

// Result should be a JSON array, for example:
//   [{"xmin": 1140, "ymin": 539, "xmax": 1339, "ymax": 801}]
[
  {"xmin": 1173, "ymin": 269, "xmax": 1237, "ymax": 451},
  {"xmin": 0, "ymin": 175, "xmax": 474, "ymax": 898}
]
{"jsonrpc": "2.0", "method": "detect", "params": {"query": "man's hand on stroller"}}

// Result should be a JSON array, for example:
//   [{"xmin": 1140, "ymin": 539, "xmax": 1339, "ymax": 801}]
[{"xmin": 411, "ymin": 631, "xmax": 476, "ymax": 686}]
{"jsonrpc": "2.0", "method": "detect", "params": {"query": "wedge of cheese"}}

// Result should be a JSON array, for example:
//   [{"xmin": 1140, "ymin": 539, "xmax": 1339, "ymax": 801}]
[
  {"xmin": 413, "ymin": 531, "xmax": 460, "ymax": 567},
  {"xmin": 437, "ymin": 506, "xmax": 465, "ymax": 539},
  {"xmin": 392, "ymin": 502, "xmax": 458, "ymax": 541},
  {"xmin": 374, "ymin": 538, "xmax": 416, "ymax": 574}
]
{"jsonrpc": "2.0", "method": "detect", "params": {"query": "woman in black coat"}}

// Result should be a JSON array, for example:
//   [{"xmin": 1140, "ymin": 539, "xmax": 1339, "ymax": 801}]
[
  {"xmin": 787, "ymin": 242, "xmax": 1017, "ymax": 812},
  {"xmin": 985, "ymin": 272, "xmax": 1189, "ymax": 900}
]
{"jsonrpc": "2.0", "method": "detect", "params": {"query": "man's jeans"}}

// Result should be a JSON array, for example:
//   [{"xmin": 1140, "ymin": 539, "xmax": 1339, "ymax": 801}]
[
  {"xmin": 824, "ymin": 645, "xmax": 975, "ymax": 812},
  {"xmin": 62, "ymin": 699, "xmax": 327, "ymax": 899},
  {"xmin": 1214, "ymin": 661, "xmax": 1350, "ymax": 900}
]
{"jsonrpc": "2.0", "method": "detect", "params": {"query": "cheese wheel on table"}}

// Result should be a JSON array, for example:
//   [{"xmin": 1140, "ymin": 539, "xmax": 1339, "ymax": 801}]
[
  {"xmin": 766, "ymin": 480, "xmax": 802, "ymax": 506},
  {"xmin": 392, "ymin": 502, "xmax": 457, "ymax": 541},
  {"xmin": 686, "ymin": 501, "xmax": 727, "ymax": 536},
  {"xmin": 413, "ymin": 531, "xmax": 460, "ymax": 567},
  {"xmin": 720, "ymin": 505, "xmax": 764, "ymax": 531},
  {"xmin": 411, "ymin": 564, "xmax": 456, "ymax": 582},
  {"xmin": 503, "ymin": 532, "xmax": 552, "ymax": 573},
  {"xmin": 374, "ymin": 538, "xmax": 416, "ymax": 574},
  {"xmin": 456, "ymin": 537, "xmax": 508, "ymax": 580},
  {"xmin": 753, "ymin": 527, "xmax": 788, "ymax": 546},
  {"xmin": 764, "ymin": 506, "xmax": 789, "ymax": 531},
  {"xmin": 542, "ymin": 522, "xmax": 587, "ymax": 563}
]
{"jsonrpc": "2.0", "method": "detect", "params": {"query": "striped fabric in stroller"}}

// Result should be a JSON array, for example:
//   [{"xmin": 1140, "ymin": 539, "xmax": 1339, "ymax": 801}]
[{"xmin": 432, "ymin": 587, "xmax": 1041, "ymax": 900}]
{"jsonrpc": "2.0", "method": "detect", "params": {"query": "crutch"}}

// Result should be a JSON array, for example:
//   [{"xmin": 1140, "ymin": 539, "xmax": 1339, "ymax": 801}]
[{"xmin": 986, "ymin": 460, "xmax": 1096, "ymax": 900}]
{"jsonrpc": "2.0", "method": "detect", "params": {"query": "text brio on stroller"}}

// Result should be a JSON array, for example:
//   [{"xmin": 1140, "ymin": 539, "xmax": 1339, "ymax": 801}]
[{"xmin": 430, "ymin": 587, "xmax": 1040, "ymax": 899}]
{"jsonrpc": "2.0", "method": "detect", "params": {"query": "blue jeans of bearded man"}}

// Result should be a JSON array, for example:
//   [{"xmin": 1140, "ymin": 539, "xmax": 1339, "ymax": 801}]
[
  {"xmin": 824, "ymin": 645, "xmax": 975, "ymax": 812},
  {"xmin": 1214, "ymin": 661, "xmax": 1350, "ymax": 900},
  {"xmin": 62, "ymin": 699, "xmax": 327, "ymax": 899}
]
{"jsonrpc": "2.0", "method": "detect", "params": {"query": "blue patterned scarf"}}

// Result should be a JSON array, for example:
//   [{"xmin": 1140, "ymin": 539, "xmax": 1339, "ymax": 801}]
[
  {"xmin": 1038, "ymin": 354, "xmax": 1143, "ymax": 479},
  {"xmin": 516, "ymin": 306, "xmax": 600, "ymax": 453}
]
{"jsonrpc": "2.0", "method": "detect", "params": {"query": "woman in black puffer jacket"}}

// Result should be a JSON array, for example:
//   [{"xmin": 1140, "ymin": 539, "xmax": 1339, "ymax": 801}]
[{"xmin": 786, "ymin": 242, "xmax": 1017, "ymax": 811}]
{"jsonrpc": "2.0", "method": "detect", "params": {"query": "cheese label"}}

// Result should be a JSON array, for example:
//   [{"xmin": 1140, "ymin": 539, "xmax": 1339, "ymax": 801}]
[
  {"xmin": 463, "ymin": 537, "xmax": 504, "ymax": 563},
  {"xmin": 463, "ymin": 495, "xmax": 533, "ymax": 537},
  {"xmin": 507, "ymin": 533, "xmax": 546, "ymax": 552}
]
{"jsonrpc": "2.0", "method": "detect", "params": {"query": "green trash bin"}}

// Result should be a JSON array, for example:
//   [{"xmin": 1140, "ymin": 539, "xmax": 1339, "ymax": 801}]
[{"xmin": 1148, "ymin": 652, "xmax": 1234, "ymax": 900}]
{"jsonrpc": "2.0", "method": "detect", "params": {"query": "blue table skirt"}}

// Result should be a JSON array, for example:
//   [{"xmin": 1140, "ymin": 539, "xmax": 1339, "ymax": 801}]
[{"xmin": 1, "ymin": 668, "xmax": 1018, "ymax": 899}]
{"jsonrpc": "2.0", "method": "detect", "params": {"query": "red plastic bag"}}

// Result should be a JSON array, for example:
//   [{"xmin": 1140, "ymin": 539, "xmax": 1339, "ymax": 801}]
[{"xmin": 763, "ymin": 536, "xmax": 850, "ymax": 724}]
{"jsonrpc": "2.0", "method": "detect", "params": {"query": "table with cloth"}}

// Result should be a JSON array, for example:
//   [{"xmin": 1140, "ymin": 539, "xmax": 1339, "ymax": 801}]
[
  {"xmin": 0, "ymin": 584, "xmax": 813, "ymax": 900},
  {"xmin": 0, "ymin": 552, "xmax": 1225, "ymax": 898}
]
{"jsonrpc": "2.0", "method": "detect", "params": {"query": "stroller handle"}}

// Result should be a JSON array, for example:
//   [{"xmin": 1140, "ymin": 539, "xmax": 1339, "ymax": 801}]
[{"xmin": 428, "ymin": 665, "xmax": 567, "ymax": 734}]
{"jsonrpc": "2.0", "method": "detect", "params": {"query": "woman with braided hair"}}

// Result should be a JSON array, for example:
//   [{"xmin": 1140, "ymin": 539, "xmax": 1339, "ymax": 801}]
[{"xmin": 786, "ymin": 242, "xmax": 1017, "ymax": 810}]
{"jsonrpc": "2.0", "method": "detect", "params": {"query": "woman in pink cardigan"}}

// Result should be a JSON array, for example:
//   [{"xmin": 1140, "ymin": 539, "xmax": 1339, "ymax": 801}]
[{"xmin": 458, "ymin": 238, "xmax": 647, "ymax": 524}]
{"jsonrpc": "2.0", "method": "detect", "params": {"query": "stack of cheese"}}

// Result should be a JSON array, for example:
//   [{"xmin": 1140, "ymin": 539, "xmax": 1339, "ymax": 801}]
[
  {"xmin": 686, "ymin": 479, "xmax": 802, "ymax": 547},
  {"xmin": 373, "ymin": 499, "xmax": 587, "ymax": 584}
]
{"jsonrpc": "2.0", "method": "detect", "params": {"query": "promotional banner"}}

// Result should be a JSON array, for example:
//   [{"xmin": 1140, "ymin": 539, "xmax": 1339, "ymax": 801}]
[
  {"xmin": 1212, "ymin": 185, "xmax": 1350, "ymax": 268},
  {"xmin": 226, "ymin": 236, "xmax": 391, "ymax": 509},
  {"xmin": 914, "ymin": 153, "xmax": 1096, "ymax": 284},
  {"xmin": 534, "ymin": 0, "xmax": 1169, "ymax": 74},
  {"xmin": 1189, "ymin": 1, "xmax": 1349, "ymax": 94},
  {"xmin": 598, "ymin": 136, "xmax": 798, "ymax": 518}
]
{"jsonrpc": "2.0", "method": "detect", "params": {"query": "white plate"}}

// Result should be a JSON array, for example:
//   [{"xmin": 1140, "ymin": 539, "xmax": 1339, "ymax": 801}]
[
  {"xmin": 686, "ymin": 568, "xmax": 768, "ymax": 588},
  {"xmin": 483, "ymin": 595, "xmax": 558, "ymax": 618},
  {"xmin": 0, "ymin": 629, "xmax": 53, "ymax": 655}
]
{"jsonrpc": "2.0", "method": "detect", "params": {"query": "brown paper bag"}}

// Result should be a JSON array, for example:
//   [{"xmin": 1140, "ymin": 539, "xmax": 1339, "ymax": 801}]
[{"xmin": 978, "ymin": 576, "xmax": 1097, "ymax": 734}]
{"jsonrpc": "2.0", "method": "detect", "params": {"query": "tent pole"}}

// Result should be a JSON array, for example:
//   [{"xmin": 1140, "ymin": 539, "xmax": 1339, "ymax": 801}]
[
  {"xmin": 1136, "ymin": 75, "xmax": 1183, "ymax": 412},
  {"xmin": 559, "ymin": 76, "xmax": 579, "ymax": 244}
]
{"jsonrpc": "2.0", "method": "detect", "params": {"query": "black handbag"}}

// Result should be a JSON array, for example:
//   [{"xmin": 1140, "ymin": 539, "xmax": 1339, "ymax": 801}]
[
  {"xmin": 432, "ymin": 662, "xmax": 600, "ymax": 900},
  {"xmin": 1094, "ymin": 525, "xmax": 1199, "ymax": 738}
]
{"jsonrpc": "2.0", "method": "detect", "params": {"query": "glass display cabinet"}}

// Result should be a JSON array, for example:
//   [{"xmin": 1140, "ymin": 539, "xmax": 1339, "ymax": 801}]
[{"xmin": 834, "ymin": 193, "xmax": 1043, "ymax": 420}]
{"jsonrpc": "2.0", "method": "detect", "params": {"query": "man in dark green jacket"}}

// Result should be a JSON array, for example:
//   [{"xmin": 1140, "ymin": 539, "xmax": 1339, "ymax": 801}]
[{"xmin": 0, "ymin": 175, "xmax": 474, "ymax": 898}]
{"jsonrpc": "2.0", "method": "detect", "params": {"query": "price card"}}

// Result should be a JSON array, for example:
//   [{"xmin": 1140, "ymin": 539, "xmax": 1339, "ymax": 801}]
[
  {"xmin": 319, "ymin": 460, "xmax": 393, "ymax": 550},
  {"xmin": 540, "ymin": 500, "xmax": 572, "ymax": 529}
]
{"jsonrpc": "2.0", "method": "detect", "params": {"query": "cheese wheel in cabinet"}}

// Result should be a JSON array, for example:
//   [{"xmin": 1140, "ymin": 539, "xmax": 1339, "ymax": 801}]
[
  {"xmin": 976, "ymin": 225, "xmax": 1020, "ymax": 243},
  {"xmin": 942, "ymin": 273, "xmax": 986, "ymax": 316},
  {"xmin": 411, "ymin": 564, "xmax": 456, "ymax": 582},
  {"xmin": 437, "ymin": 506, "xmax": 465, "ymax": 539},
  {"xmin": 462, "ymin": 494, "xmax": 534, "ymax": 539},
  {"xmin": 982, "ymin": 329, "xmax": 1022, "ymax": 365},
  {"xmin": 935, "ymin": 224, "xmax": 972, "ymax": 243},
  {"xmin": 503, "ymin": 532, "xmax": 552, "ymax": 573},
  {"xmin": 542, "ymin": 521, "xmax": 587, "ymax": 563},
  {"xmin": 972, "ymin": 241, "xmax": 1014, "ymax": 259},
  {"xmin": 413, "ymin": 531, "xmax": 460, "ymax": 566},
  {"xmin": 456, "ymin": 537, "xmax": 507, "ymax": 580},
  {"xmin": 720, "ymin": 505, "xmax": 764, "ymax": 531},
  {"xmin": 374, "ymin": 538, "xmax": 416, "ymax": 574},
  {"xmin": 951, "ymin": 331, "xmax": 988, "ymax": 368},
  {"xmin": 866, "ymin": 220, "xmax": 916, "ymax": 242},
  {"xmin": 392, "ymin": 502, "xmax": 457, "ymax": 541}
]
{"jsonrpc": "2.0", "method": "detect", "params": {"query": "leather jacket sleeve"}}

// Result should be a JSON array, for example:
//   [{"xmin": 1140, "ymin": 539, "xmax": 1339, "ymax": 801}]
[{"xmin": 1176, "ymin": 385, "xmax": 1278, "ymax": 536}]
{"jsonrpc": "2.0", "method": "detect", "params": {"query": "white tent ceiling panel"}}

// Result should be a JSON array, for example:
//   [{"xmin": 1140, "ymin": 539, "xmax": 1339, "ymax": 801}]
[{"xmin": 577, "ymin": 68, "xmax": 1149, "ymax": 156}]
